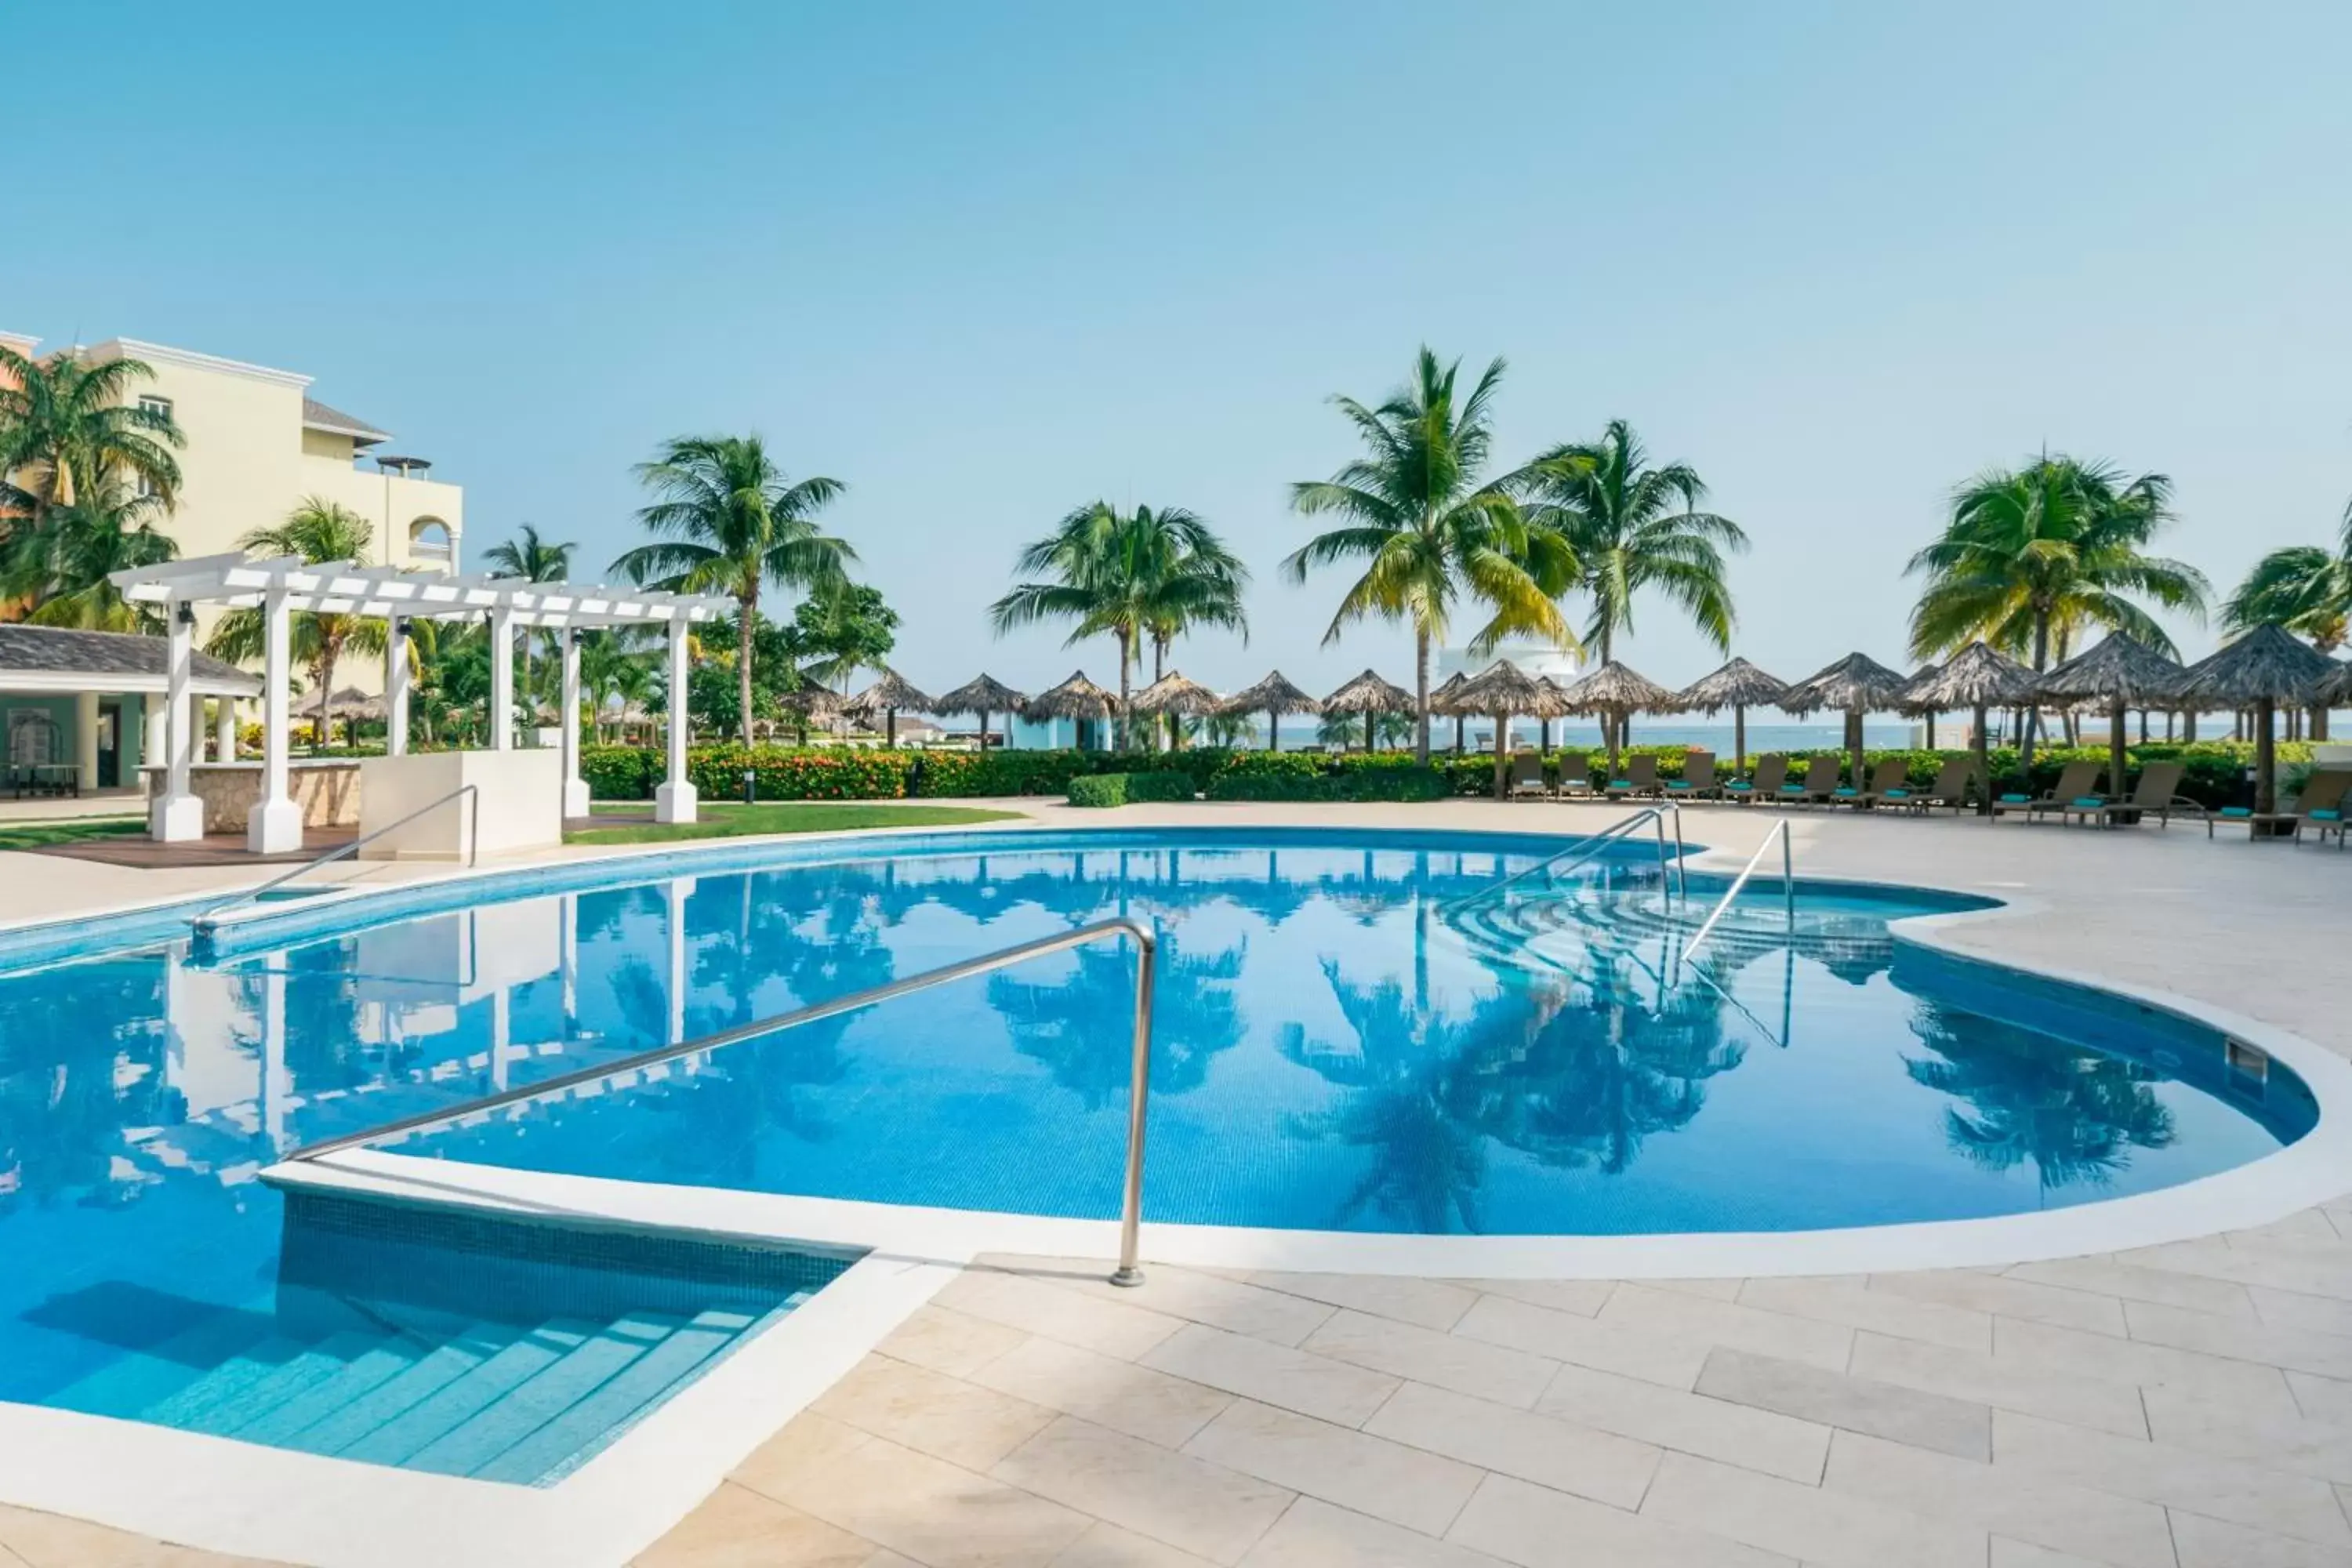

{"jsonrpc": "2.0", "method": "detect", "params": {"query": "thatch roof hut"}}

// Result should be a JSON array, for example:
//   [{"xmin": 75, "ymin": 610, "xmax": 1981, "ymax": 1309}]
[
  {"xmin": 934, "ymin": 673, "xmax": 1028, "ymax": 748},
  {"xmin": 1900, "ymin": 643, "xmax": 2038, "ymax": 814},
  {"xmin": 319, "ymin": 685, "xmax": 383, "ymax": 720},
  {"xmin": 1321, "ymin": 669, "xmax": 1416, "ymax": 753},
  {"xmin": 774, "ymin": 683, "xmax": 843, "ymax": 741},
  {"xmin": 2313, "ymin": 659, "xmax": 2352, "ymax": 710},
  {"xmin": 1427, "ymin": 670, "xmax": 1473, "ymax": 753},
  {"xmin": 2178, "ymin": 625, "xmax": 2339, "ymax": 814},
  {"xmin": 1780, "ymin": 652, "xmax": 1912, "ymax": 789},
  {"xmin": 843, "ymin": 667, "xmax": 938, "ymax": 746},
  {"xmin": 1556, "ymin": 660, "xmax": 1677, "ymax": 773},
  {"xmin": 1673, "ymin": 657, "xmax": 1789, "ymax": 771},
  {"xmin": 1025, "ymin": 671, "xmax": 1120, "ymax": 751},
  {"xmin": 2037, "ymin": 636, "xmax": 2189, "ymax": 800},
  {"xmin": 1131, "ymin": 671, "xmax": 1222, "ymax": 750},
  {"xmin": 1454, "ymin": 661, "xmax": 1568, "ymax": 797},
  {"xmin": 1221, "ymin": 671, "xmax": 1321, "ymax": 752}
]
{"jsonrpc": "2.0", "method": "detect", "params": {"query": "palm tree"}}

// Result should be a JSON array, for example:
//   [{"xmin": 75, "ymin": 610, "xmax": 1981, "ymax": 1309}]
[
  {"xmin": 1512, "ymin": 420, "xmax": 1746, "ymax": 751},
  {"xmin": 1907, "ymin": 456, "xmax": 2208, "ymax": 768},
  {"xmin": 207, "ymin": 499, "xmax": 387, "ymax": 751},
  {"xmin": 0, "ymin": 346, "xmax": 184, "ymax": 528},
  {"xmin": 577, "ymin": 628, "xmax": 659, "ymax": 743},
  {"xmin": 990, "ymin": 502, "xmax": 1247, "ymax": 747},
  {"xmin": 1283, "ymin": 348, "xmax": 1576, "ymax": 762},
  {"xmin": 0, "ymin": 477, "xmax": 177, "ymax": 630},
  {"xmin": 482, "ymin": 524, "xmax": 576, "ymax": 706},
  {"xmin": 2226, "ymin": 499, "xmax": 2351, "ymax": 655},
  {"xmin": 612, "ymin": 435, "xmax": 852, "ymax": 744}
]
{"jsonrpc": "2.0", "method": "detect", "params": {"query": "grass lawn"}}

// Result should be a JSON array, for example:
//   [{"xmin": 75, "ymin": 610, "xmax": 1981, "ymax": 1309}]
[
  {"xmin": 567, "ymin": 800, "xmax": 1022, "ymax": 844},
  {"xmin": 0, "ymin": 816, "xmax": 150, "ymax": 851}
]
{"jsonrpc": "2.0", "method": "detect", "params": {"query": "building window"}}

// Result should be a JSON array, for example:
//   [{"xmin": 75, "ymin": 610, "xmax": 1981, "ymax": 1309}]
[
  {"xmin": 408, "ymin": 517, "xmax": 454, "ymax": 566},
  {"xmin": 134, "ymin": 397, "xmax": 173, "ymax": 499}
]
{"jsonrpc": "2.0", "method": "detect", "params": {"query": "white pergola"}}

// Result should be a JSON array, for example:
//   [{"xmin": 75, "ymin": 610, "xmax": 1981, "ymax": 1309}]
[{"xmin": 111, "ymin": 552, "xmax": 733, "ymax": 851}]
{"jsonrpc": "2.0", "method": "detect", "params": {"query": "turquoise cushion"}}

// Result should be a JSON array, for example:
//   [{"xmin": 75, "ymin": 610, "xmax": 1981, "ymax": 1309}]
[
  {"xmin": 1832, "ymin": 788, "xmax": 1859, "ymax": 797},
  {"xmin": 1883, "ymin": 789, "xmax": 1909, "ymax": 799},
  {"xmin": 2000, "ymin": 792, "xmax": 2030, "ymax": 803},
  {"xmin": 2314, "ymin": 809, "xmax": 2341, "ymax": 821},
  {"xmin": 1726, "ymin": 782, "xmax": 1751, "ymax": 791},
  {"xmin": 2221, "ymin": 806, "xmax": 2252, "ymax": 818},
  {"xmin": 2072, "ymin": 797, "xmax": 2104, "ymax": 808},
  {"xmin": 1610, "ymin": 779, "xmax": 1630, "ymax": 788}
]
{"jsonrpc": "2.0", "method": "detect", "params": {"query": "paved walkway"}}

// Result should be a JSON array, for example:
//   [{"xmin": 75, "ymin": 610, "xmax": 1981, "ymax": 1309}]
[{"xmin": 1, "ymin": 798, "xmax": 2347, "ymax": 1566}]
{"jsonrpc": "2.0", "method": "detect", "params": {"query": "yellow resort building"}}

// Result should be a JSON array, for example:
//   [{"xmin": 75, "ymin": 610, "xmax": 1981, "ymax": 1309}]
[{"xmin": 0, "ymin": 329, "xmax": 465, "ymax": 799}]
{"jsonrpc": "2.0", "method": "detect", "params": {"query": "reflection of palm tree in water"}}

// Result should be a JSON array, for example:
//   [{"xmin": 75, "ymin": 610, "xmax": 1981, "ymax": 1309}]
[
  {"xmin": 1903, "ymin": 1001, "xmax": 2176, "ymax": 1195},
  {"xmin": 989, "ymin": 934, "xmax": 1247, "ymax": 1109},
  {"xmin": 0, "ymin": 959, "xmax": 174, "ymax": 1207},
  {"xmin": 1286, "ymin": 945, "xmax": 1750, "ymax": 1230},
  {"xmin": 1281, "ymin": 959, "xmax": 1489, "ymax": 1233}
]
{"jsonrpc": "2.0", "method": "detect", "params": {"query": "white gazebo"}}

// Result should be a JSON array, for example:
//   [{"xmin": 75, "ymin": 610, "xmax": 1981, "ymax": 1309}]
[{"xmin": 111, "ymin": 553, "xmax": 731, "ymax": 855}]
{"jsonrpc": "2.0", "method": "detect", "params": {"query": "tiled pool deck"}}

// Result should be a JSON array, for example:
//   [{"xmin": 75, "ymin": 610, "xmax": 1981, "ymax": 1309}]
[{"xmin": 2, "ymin": 798, "xmax": 2347, "ymax": 1567}]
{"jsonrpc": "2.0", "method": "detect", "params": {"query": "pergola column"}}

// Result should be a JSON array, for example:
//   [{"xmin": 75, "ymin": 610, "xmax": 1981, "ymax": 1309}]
[
  {"xmin": 560, "ymin": 627, "xmax": 588, "ymax": 817},
  {"xmin": 655, "ymin": 616, "xmax": 697, "ymax": 823},
  {"xmin": 150, "ymin": 597, "xmax": 205, "ymax": 842},
  {"xmin": 489, "ymin": 605, "xmax": 517, "ymax": 751},
  {"xmin": 249, "ymin": 585, "xmax": 302, "ymax": 853},
  {"xmin": 214, "ymin": 698, "xmax": 237, "ymax": 762},
  {"xmin": 385, "ymin": 615, "xmax": 411, "ymax": 757},
  {"xmin": 74, "ymin": 692, "xmax": 100, "ymax": 789}
]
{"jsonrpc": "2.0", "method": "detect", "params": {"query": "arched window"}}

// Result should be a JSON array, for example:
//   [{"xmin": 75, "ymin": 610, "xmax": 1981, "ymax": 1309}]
[{"xmin": 408, "ymin": 517, "xmax": 453, "ymax": 564}]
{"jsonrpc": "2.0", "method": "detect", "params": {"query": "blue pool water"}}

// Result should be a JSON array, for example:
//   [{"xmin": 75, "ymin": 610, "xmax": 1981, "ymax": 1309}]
[{"xmin": 0, "ymin": 827, "xmax": 2316, "ymax": 1464}]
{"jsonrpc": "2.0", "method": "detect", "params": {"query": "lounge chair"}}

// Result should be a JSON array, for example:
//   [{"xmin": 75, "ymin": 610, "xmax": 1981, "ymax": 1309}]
[
  {"xmin": 1664, "ymin": 752, "xmax": 1721, "ymax": 801},
  {"xmin": 1554, "ymin": 752, "xmax": 1597, "ymax": 798},
  {"xmin": 1724, "ymin": 754, "xmax": 1787, "ymax": 804},
  {"xmin": 2058, "ymin": 761, "xmax": 2207, "ymax": 831},
  {"xmin": 1508, "ymin": 750, "xmax": 1550, "ymax": 800},
  {"xmin": 1989, "ymin": 761, "xmax": 2103, "ymax": 823},
  {"xmin": 1778, "ymin": 755, "xmax": 1842, "ymax": 806},
  {"xmin": 2292, "ymin": 771, "xmax": 2352, "ymax": 848},
  {"xmin": 1605, "ymin": 754, "xmax": 1661, "ymax": 799},
  {"xmin": 1897, "ymin": 757, "xmax": 1977, "ymax": 815},
  {"xmin": 1847, "ymin": 757, "xmax": 1916, "ymax": 809}
]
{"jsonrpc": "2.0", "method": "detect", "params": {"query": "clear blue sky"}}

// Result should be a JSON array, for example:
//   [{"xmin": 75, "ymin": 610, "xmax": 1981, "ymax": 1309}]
[{"xmin": 13, "ymin": 2, "xmax": 2350, "ymax": 695}]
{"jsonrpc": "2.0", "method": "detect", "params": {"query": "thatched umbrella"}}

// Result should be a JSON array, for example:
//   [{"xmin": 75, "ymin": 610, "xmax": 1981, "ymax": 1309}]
[
  {"xmin": 2176, "ymin": 624, "xmax": 2339, "ymax": 818},
  {"xmin": 2314, "ymin": 658, "xmax": 2352, "ymax": 713},
  {"xmin": 1429, "ymin": 670, "xmax": 1472, "ymax": 754},
  {"xmin": 1322, "ymin": 668, "xmax": 1415, "ymax": 753},
  {"xmin": 776, "ymin": 683, "xmax": 843, "ymax": 744},
  {"xmin": 1904, "ymin": 642, "xmax": 2038, "ymax": 815},
  {"xmin": 1896, "ymin": 662, "xmax": 1942, "ymax": 750},
  {"xmin": 2035, "ymin": 635, "xmax": 2187, "ymax": 808},
  {"xmin": 844, "ymin": 667, "xmax": 938, "ymax": 747},
  {"xmin": 1131, "ymin": 671, "xmax": 1223, "ymax": 750},
  {"xmin": 935, "ymin": 673, "xmax": 1029, "ymax": 750},
  {"xmin": 1026, "ymin": 670, "xmax": 1121, "ymax": 749},
  {"xmin": 1556, "ymin": 660, "xmax": 1678, "ymax": 779},
  {"xmin": 1780, "ymin": 652, "xmax": 1912, "ymax": 789},
  {"xmin": 1671, "ymin": 658, "xmax": 1788, "ymax": 772},
  {"xmin": 304, "ymin": 684, "xmax": 382, "ymax": 747},
  {"xmin": 1454, "ymin": 660, "xmax": 1568, "ymax": 798},
  {"xmin": 1221, "ymin": 671, "xmax": 1322, "ymax": 753}
]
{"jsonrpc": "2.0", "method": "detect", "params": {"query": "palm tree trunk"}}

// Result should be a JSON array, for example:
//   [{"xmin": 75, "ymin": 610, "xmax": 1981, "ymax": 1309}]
[
  {"xmin": 1494, "ymin": 714, "xmax": 1512, "ymax": 799},
  {"xmin": 2108, "ymin": 699, "xmax": 2128, "ymax": 808},
  {"xmin": 1734, "ymin": 705, "xmax": 1747, "ymax": 772},
  {"xmin": 1973, "ymin": 702, "xmax": 1992, "ymax": 816},
  {"xmin": 2317, "ymin": 706, "xmax": 2332, "ymax": 742},
  {"xmin": 1414, "ymin": 626, "xmax": 1432, "ymax": 764},
  {"xmin": 1117, "ymin": 630, "xmax": 1133, "ymax": 751},
  {"xmin": 738, "ymin": 589, "xmax": 757, "ymax": 746},
  {"xmin": 315, "ymin": 652, "xmax": 336, "ymax": 753},
  {"xmin": 2021, "ymin": 614, "xmax": 2049, "ymax": 772},
  {"xmin": 2256, "ymin": 696, "xmax": 2278, "ymax": 815}
]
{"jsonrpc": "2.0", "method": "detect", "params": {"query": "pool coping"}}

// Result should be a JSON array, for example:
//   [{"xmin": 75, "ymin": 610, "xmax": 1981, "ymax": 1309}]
[{"xmin": 10, "ymin": 813, "xmax": 2352, "ymax": 1566}]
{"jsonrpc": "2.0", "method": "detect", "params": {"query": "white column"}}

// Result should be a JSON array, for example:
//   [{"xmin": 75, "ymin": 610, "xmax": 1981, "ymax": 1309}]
[
  {"xmin": 560, "ymin": 626, "xmax": 589, "ymax": 817},
  {"xmin": 74, "ymin": 691, "xmax": 100, "ymax": 789},
  {"xmin": 560, "ymin": 892, "xmax": 579, "ymax": 1036},
  {"xmin": 260, "ymin": 956, "xmax": 289, "ymax": 1153},
  {"xmin": 665, "ymin": 876, "xmax": 691, "ymax": 1045},
  {"xmin": 151, "ymin": 599, "xmax": 205, "ymax": 841},
  {"xmin": 214, "ymin": 699, "xmax": 237, "ymax": 762},
  {"xmin": 489, "ymin": 606, "xmax": 516, "ymax": 752},
  {"xmin": 654, "ymin": 616, "xmax": 697, "ymax": 823},
  {"xmin": 141, "ymin": 692, "xmax": 166, "ymax": 771},
  {"xmin": 249, "ymin": 586, "xmax": 303, "ymax": 853},
  {"xmin": 386, "ymin": 616, "xmax": 411, "ymax": 757}
]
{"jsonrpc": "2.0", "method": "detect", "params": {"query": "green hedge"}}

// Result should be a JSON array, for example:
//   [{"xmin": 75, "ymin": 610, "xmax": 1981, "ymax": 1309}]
[
  {"xmin": 1067, "ymin": 770, "xmax": 1196, "ymax": 808},
  {"xmin": 577, "ymin": 739, "xmax": 2307, "ymax": 811}
]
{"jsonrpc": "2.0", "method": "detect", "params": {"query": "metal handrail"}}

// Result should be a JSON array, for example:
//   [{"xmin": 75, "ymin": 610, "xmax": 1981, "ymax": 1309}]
[
  {"xmin": 1680, "ymin": 819, "xmax": 1794, "ymax": 966},
  {"xmin": 280, "ymin": 916, "xmax": 1163, "ymax": 1287},
  {"xmin": 194, "ymin": 784, "xmax": 481, "ymax": 934},
  {"xmin": 1444, "ymin": 801, "xmax": 1686, "ymax": 916}
]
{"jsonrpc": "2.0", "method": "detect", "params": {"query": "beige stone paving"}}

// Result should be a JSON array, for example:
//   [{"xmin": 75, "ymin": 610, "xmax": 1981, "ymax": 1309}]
[{"xmin": 5, "ymin": 799, "xmax": 2350, "ymax": 1565}]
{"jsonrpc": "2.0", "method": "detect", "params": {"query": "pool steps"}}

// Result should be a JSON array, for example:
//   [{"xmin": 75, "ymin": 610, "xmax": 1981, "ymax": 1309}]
[{"xmin": 48, "ymin": 1295, "xmax": 802, "ymax": 1486}]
